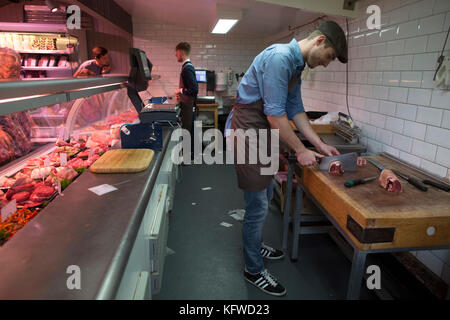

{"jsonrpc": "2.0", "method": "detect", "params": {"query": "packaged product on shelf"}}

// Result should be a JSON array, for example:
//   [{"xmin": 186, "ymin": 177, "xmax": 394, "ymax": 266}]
[
  {"xmin": 38, "ymin": 56, "xmax": 49, "ymax": 67},
  {"xmin": 58, "ymin": 56, "xmax": 67, "ymax": 67},
  {"xmin": 48, "ymin": 55, "xmax": 56, "ymax": 67}
]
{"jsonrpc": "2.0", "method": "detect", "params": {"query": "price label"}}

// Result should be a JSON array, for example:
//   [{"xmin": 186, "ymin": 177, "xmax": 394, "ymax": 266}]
[
  {"xmin": 60, "ymin": 153, "xmax": 67, "ymax": 166},
  {"xmin": 88, "ymin": 148, "xmax": 94, "ymax": 160},
  {"xmin": 44, "ymin": 156, "xmax": 50, "ymax": 167},
  {"xmin": 1, "ymin": 199, "xmax": 17, "ymax": 222},
  {"xmin": 88, "ymin": 184, "xmax": 118, "ymax": 196},
  {"xmin": 57, "ymin": 180, "xmax": 62, "ymax": 195}
]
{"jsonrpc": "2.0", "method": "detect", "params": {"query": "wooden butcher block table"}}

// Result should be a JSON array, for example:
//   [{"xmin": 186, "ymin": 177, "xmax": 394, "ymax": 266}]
[{"xmin": 286, "ymin": 152, "xmax": 450, "ymax": 299}]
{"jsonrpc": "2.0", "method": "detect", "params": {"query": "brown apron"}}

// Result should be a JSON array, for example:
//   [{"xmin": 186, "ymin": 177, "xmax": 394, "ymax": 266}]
[
  {"xmin": 179, "ymin": 95, "xmax": 194, "ymax": 132},
  {"xmin": 230, "ymin": 99, "xmax": 274, "ymax": 192}
]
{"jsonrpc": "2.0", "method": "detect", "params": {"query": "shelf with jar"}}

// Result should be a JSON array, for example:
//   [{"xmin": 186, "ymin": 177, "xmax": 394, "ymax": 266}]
[{"xmin": 0, "ymin": 31, "xmax": 79, "ymax": 78}]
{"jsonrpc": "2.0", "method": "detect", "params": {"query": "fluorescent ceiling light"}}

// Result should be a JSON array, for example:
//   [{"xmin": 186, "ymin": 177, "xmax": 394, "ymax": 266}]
[{"xmin": 212, "ymin": 19, "xmax": 238, "ymax": 34}]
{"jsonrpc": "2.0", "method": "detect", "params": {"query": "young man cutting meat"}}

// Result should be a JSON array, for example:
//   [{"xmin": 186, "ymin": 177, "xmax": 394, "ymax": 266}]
[{"xmin": 226, "ymin": 21, "xmax": 348, "ymax": 296}]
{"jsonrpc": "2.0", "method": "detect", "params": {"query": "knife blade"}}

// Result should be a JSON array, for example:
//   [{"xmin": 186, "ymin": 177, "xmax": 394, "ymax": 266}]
[
  {"xmin": 316, "ymin": 152, "xmax": 358, "ymax": 172},
  {"xmin": 366, "ymin": 158, "xmax": 385, "ymax": 171},
  {"xmin": 392, "ymin": 170, "xmax": 428, "ymax": 192}
]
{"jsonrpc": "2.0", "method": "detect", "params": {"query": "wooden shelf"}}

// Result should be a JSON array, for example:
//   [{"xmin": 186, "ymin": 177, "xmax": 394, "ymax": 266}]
[
  {"xmin": 19, "ymin": 50, "xmax": 70, "ymax": 54},
  {"xmin": 22, "ymin": 66, "xmax": 72, "ymax": 71}
]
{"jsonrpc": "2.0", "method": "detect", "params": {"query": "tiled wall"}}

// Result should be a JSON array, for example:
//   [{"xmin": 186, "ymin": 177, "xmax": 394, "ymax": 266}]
[
  {"xmin": 289, "ymin": 0, "xmax": 450, "ymax": 290},
  {"xmin": 132, "ymin": 21, "xmax": 266, "ymax": 104}
]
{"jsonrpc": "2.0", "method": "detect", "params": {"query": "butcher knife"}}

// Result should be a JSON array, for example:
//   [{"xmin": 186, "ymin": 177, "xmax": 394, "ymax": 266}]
[
  {"xmin": 316, "ymin": 152, "xmax": 358, "ymax": 172},
  {"xmin": 367, "ymin": 158, "xmax": 428, "ymax": 192}
]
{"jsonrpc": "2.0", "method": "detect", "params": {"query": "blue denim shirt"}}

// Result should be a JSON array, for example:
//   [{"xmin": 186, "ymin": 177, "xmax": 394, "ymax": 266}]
[{"xmin": 236, "ymin": 38, "xmax": 305, "ymax": 120}]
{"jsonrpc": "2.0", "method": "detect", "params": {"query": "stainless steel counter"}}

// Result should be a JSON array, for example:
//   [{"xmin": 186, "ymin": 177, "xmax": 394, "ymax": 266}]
[{"xmin": 0, "ymin": 128, "xmax": 173, "ymax": 299}]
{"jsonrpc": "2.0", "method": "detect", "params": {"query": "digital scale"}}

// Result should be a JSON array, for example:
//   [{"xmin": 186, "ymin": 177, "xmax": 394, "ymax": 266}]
[{"xmin": 121, "ymin": 48, "xmax": 180, "ymax": 150}]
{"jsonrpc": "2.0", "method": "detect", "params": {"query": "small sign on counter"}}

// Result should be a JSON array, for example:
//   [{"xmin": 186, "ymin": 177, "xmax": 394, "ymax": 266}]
[
  {"xmin": 1, "ymin": 199, "xmax": 17, "ymax": 222},
  {"xmin": 88, "ymin": 184, "xmax": 118, "ymax": 196}
]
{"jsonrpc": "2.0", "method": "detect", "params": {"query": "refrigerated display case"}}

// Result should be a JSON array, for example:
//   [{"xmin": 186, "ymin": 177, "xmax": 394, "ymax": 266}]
[
  {"xmin": 0, "ymin": 75, "xmax": 178, "ymax": 299},
  {"xmin": 0, "ymin": 23, "xmax": 83, "ymax": 78}
]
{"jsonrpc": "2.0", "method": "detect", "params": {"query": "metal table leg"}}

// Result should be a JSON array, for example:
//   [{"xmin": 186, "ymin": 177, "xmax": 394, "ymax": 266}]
[
  {"xmin": 282, "ymin": 156, "xmax": 295, "ymax": 250},
  {"xmin": 346, "ymin": 249, "xmax": 368, "ymax": 300},
  {"xmin": 291, "ymin": 183, "xmax": 303, "ymax": 261}
]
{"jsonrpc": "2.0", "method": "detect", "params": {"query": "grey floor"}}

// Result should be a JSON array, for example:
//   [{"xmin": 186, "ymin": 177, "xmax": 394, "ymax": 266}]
[{"xmin": 154, "ymin": 162, "xmax": 377, "ymax": 300}]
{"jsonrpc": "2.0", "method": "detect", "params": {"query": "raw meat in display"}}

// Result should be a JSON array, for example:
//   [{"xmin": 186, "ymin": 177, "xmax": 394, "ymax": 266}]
[
  {"xmin": 90, "ymin": 131, "xmax": 113, "ymax": 146},
  {"xmin": 85, "ymin": 154, "xmax": 100, "ymax": 167},
  {"xmin": 55, "ymin": 146, "xmax": 79, "ymax": 157},
  {"xmin": 56, "ymin": 137, "xmax": 71, "ymax": 147},
  {"xmin": 13, "ymin": 183, "xmax": 35, "ymax": 194},
  {"xmin": 12, "ymin": 191, "xmax": 30, "ymax": 203},
  {"xmin": 0, "ymin": 114, "xmax": 31, "ymax": 158},
  {"xmin": 357, "ymin": 157, "xmax": 367, "ymax": 167},
  {"xmin": 30, "ymin": 185, "xmax": 55, "ymax": 202},
  {"xmin": 0, "ymin": 129, "xmax": 14, "ymax": 165},
  {"xmin": 0, "ymin": 177, "xmax": 15, "ymax": 188},
  {"xmin": 55, "ymin": 167, "xmax": 78, "ymax": 180},
  {"xmin": 31, "ymin": 167, "xmax": 53, "ymax": 180},
  {"xmin": 67, "ymin": 158, "xmax": 85, "ymax": 169},
  {"xmin": 12, "ymin": 112, "xmax": 32, "ymax": 139},
  {"xmin": 328, "ymin": 161, "xmax": 344, "ymax": 175},
  {"xmin": 379, "ymin": 169, "xmax": 402, "ymax": 193}
]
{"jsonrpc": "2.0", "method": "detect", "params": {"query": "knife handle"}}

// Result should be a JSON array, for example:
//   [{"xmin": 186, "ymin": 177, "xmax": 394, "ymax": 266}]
[
  {"xmin": 422, "ymin": 180, "xmax": 450, "ymax": 192},
  {"xmin": 408, "ymin": 178, "xmax": 428, "ymax": 192},
  {"xmin": 344, "ymin": 179, "xmax": 364, "ymax": 188},
  {"xmin": 316, "ymin": 157, "xmax": 322, "ymax": 164}
]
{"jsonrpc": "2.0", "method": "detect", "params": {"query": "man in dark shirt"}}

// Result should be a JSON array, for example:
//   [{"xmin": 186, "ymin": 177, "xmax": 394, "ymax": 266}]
[
  {"xmin": 175, "ymin": 42, "xmax": 198, "ymax": 162},
  {"xmin": 74, "ymin": 46, "xmax": 111, "ymax": 77}
]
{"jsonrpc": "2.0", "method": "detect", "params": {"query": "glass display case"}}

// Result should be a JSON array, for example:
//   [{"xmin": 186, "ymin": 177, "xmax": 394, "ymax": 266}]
[
  {"xmin": 0, "ymin": 76, "xmax": 132, "ymax": 245},
  {"xmin": 0, "ymin": 30, "xmax": 80, "ymax": 78}
]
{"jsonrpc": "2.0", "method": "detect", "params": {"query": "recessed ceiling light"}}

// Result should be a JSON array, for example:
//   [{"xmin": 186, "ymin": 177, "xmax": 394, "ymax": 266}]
[{"xmin": 212, "ymin": 19, "xmax": 238, "ymax": 34}]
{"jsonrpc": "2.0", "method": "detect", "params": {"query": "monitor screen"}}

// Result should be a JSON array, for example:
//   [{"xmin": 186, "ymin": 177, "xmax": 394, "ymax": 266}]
[
  {"xmin": 195, "ymin": 70, "xmax": 207, "ymax": 83},
  {"xmin": 140, "ymin": 51, "xmax": 151, "ymax": 79},
  {"xmin": 128, "ymin": 48, "xmax": 153, "ymax": 92}
]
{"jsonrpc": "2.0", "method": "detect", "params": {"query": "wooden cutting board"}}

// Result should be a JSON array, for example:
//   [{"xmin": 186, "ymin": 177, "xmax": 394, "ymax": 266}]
[{"xmin": 90, "ymin": 149, "xmax": 154, "ymax": 173}]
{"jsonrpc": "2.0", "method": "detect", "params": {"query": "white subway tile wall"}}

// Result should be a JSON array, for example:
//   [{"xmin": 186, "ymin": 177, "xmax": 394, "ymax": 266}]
[
  {"xmin": 132, "ymin": 22, "xmax": 265, "ymax": 98},
  {"xmin": 299, "ymin": 0, "xmax": 450, "ymax": 285}
]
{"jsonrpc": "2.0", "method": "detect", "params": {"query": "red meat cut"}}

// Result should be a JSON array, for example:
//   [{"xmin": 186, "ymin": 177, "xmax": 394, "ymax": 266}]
[
  {"xmin": 328, "ymin": 161, "xmax": 344, "ymax": 175},
  {"xmin": 30, "ymin": 185, "xmax": 55, "ymax": 202},
  {"xmin": 379, "ymin": 169, "xmax": 402, "ymax": 192},
  {"xmin": 12, "ymin": 191, "xmax": 30, "ymax": 203}
]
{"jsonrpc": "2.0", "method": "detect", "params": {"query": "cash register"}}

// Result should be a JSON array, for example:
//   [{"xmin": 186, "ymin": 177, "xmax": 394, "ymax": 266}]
[{"xmin": 122, "ymin": 48, "xmax": 179, "ymax": 150}]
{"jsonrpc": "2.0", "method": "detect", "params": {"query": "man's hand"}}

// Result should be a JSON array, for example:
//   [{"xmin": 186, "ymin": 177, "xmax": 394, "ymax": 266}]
[
  {"xmin": 296, "ymin": 149, "xmax": 324, "ymax": 166},
  {"xmin": 102, "ymin": 65, "xmax": 111, "ymax": 74},
  {"xmin": 76, "ymin": 69, "xmax": 95, "ymax": 77},
  {"xmin": 174, "ymin": 88, "xmax": 182, "ymax": 95},
  {"xmin": 316, "ymin": 143, "xmax": 340, "ymax": 157}
]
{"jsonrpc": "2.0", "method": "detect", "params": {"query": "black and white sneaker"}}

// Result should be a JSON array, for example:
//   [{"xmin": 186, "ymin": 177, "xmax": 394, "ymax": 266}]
[
  {"xmin": 261, "ymin": 243, "xmax": 284, "ymax": 260},
  {"xmin": 244, "ymin": 269, "xmax": 287, "ymax": 297}
]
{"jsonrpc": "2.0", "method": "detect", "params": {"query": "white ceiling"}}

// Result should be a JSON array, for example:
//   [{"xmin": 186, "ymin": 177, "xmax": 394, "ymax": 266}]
[{"xmin": 114, "ymin": 0, "xmax": 325, "ymax": 38}]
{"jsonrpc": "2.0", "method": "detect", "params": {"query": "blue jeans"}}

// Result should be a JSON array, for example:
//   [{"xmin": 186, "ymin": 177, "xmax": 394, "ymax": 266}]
[{"xmin": 243, "ymin": 179, "xmax": 274, "ymax": 274}]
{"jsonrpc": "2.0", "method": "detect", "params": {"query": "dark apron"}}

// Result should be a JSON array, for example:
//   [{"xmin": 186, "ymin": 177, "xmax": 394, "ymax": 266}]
[
  {"xmin": 230, "ymin": 99, "xmax": 274, "ymax": 192},
  {"xmin": 179, "ymin": 62, "xmax": 195, "ymax": 133}
]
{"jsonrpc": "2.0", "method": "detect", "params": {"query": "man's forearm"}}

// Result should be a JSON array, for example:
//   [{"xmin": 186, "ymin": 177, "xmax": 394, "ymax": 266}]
[
  {"xmin": 267, "ymin": 114, "xmax": 306, "ymax": 154},
  {"xmin": 292, "ymin": 112, "xmax": 323, "ymax": 149}
]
